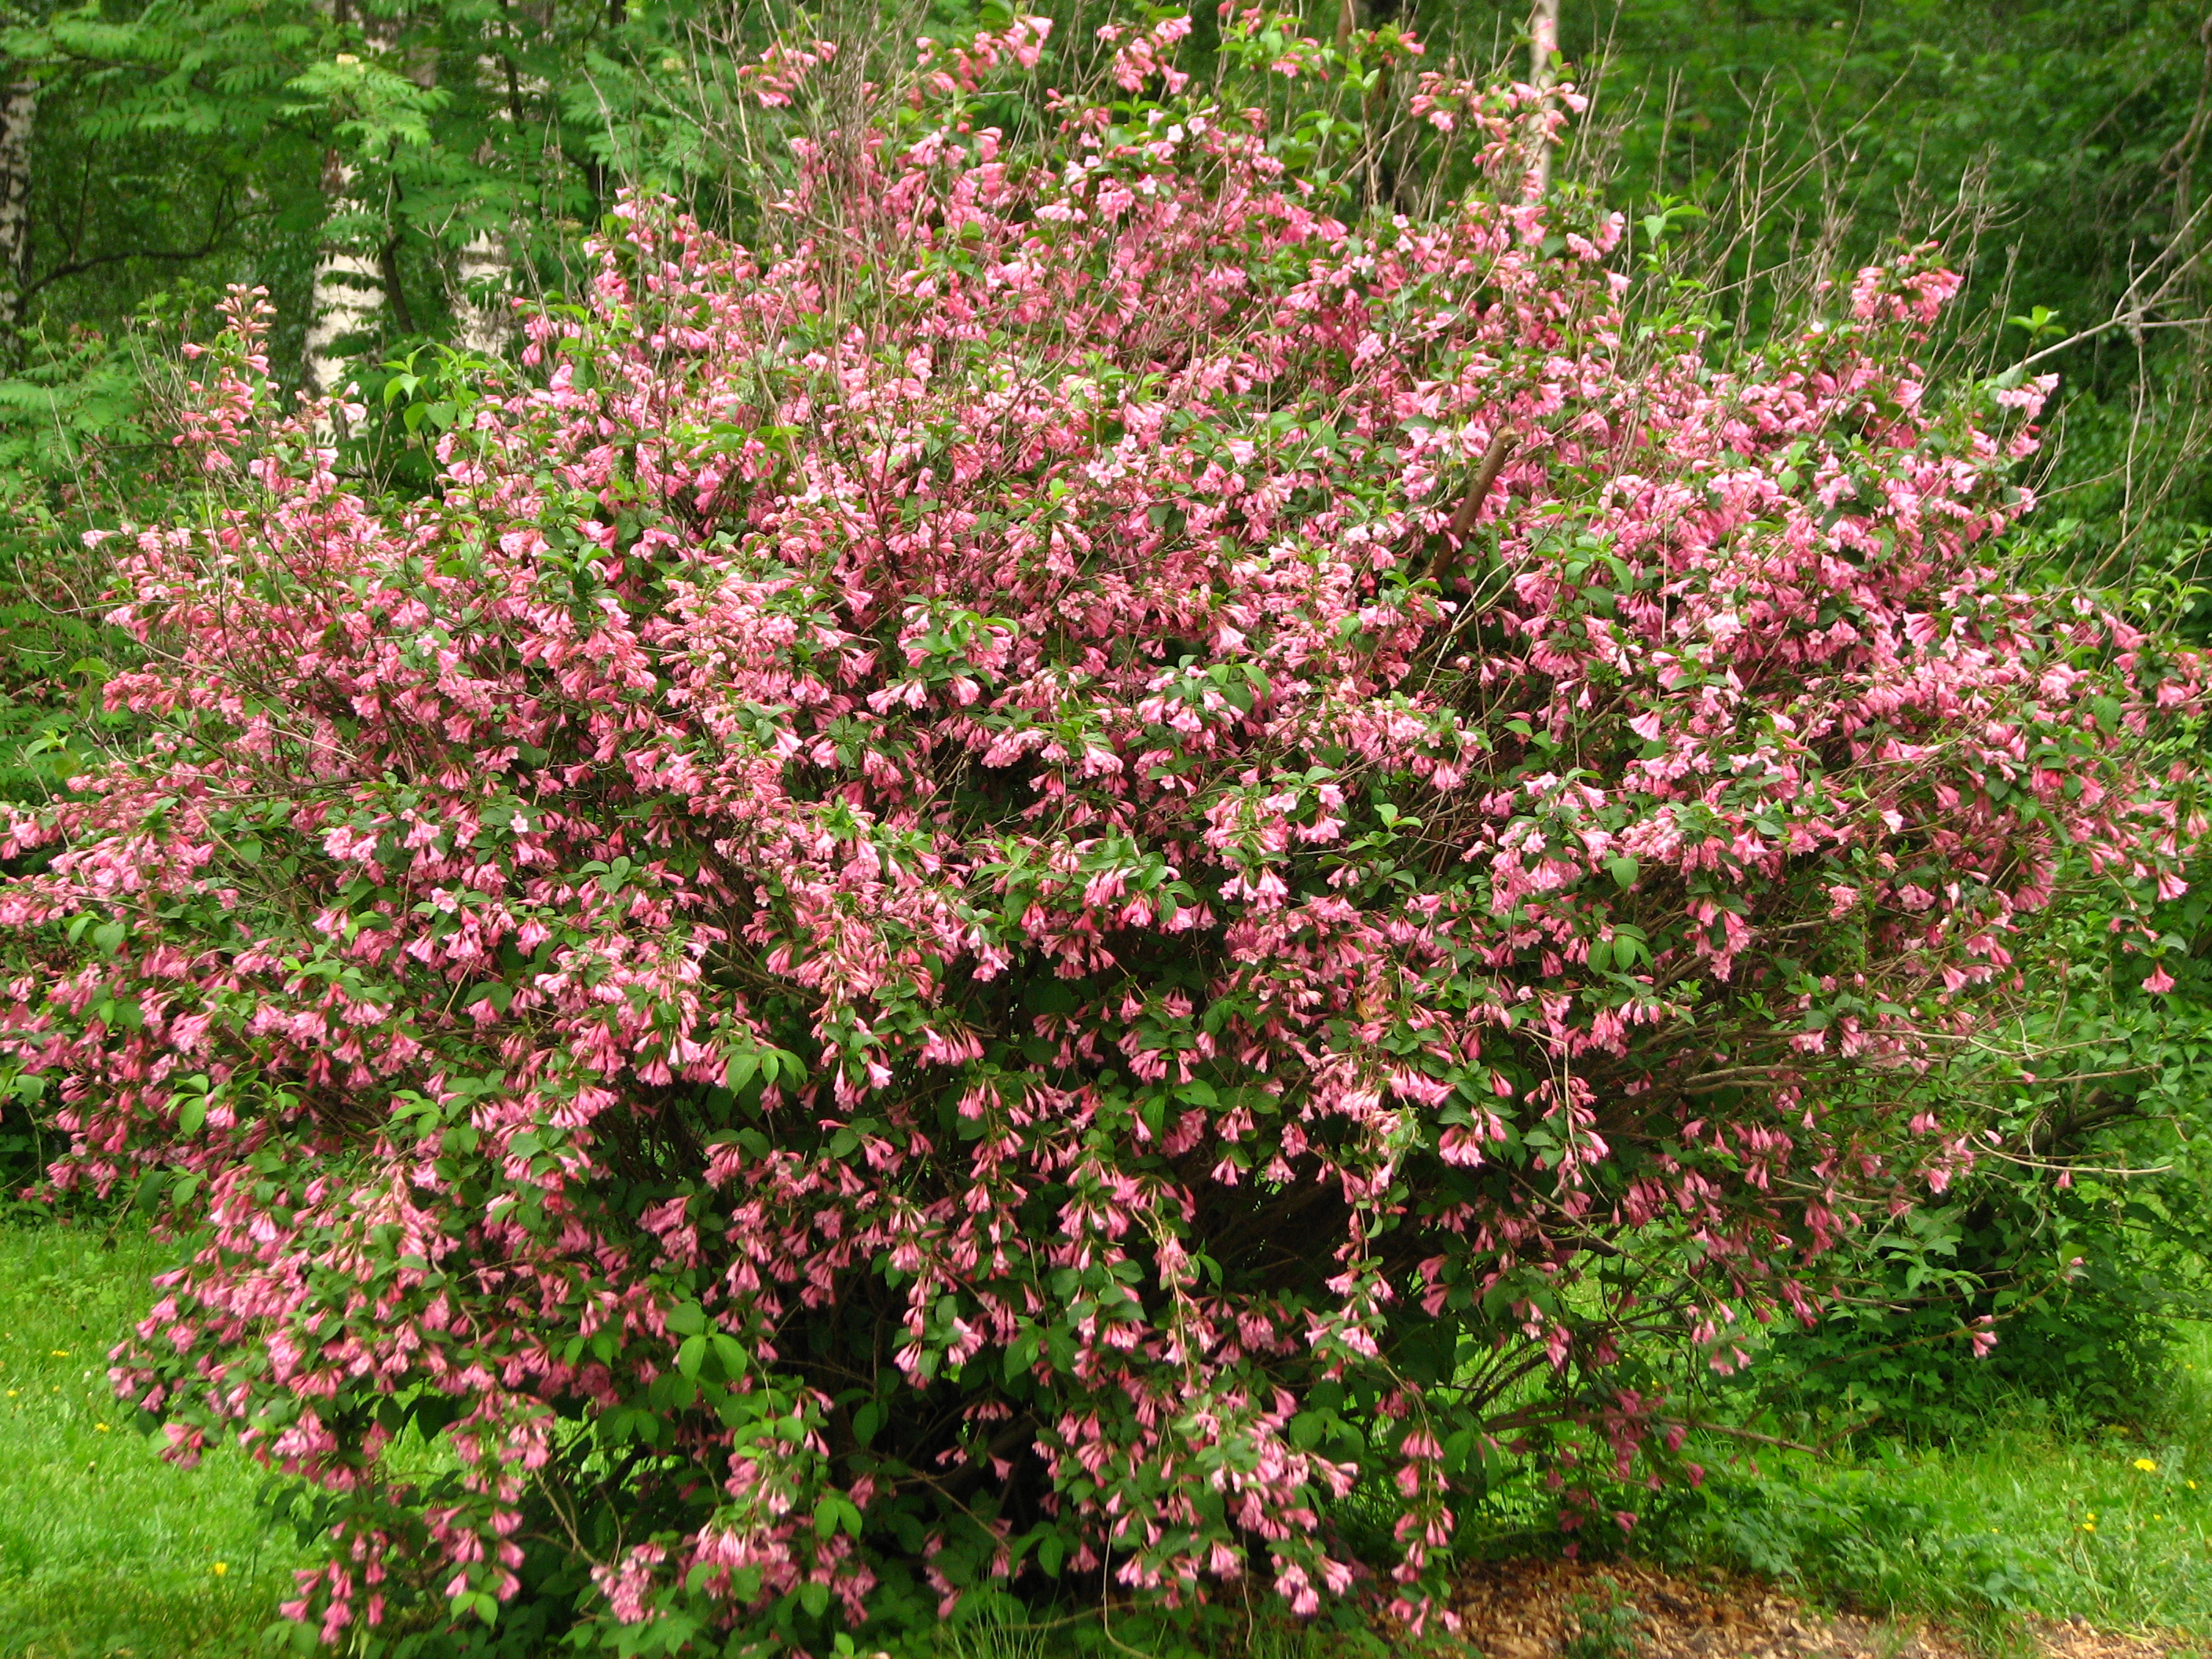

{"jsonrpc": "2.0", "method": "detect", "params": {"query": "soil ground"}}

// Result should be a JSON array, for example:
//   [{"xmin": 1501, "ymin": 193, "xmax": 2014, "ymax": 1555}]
[{"xmin": 1446, "ymin": 1558, "xmax": 2209, "ymax": 1659}]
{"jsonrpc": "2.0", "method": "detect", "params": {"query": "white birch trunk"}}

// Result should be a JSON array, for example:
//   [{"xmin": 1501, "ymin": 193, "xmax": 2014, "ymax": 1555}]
[
  {"xmin": 305, "ymin": 146, "xmax": 383, "ymax": 402},
  {"xmin": 1529, "ymin": 0, "xmax": 1560, "ymax": 195},
  {"xmin": 0, "ymin": 76, "xmax": 37, "ymax": 327},
  {"xmin": 307, "ymin": 0, "xmax": 398, "ymax": 405},
  {"xmin": 447, "ymin": 27, "xmax": 544, "ymax": 359},
  {"xmin": 452, "ymin": 226, "xmax": 515, "ymax": 355}
]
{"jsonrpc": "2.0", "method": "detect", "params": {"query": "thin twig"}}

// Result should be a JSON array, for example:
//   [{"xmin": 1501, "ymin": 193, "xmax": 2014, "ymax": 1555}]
[
  {"xmin": 1980, "ymin": 1149, "xmax": 2174, "ymax": 1178},
  {"xmin": 1657, "ymin": 1419, "xmax": 1818, "ymax": 1456},
  {"xmin": 2014, "ymin": 314, "xmax": 2212, "ymax": 371}
]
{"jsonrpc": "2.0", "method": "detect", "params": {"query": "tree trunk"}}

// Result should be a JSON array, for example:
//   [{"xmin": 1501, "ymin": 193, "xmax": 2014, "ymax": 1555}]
[
  {"xmin": 307, "ymin": 0, "xmax": 384, "ymax": 402},
  {"xmin": 448, "ymin": 55, "xmax": 522, "ymax": 357},
  {"xmin": 1529, "ymin": 0, "xmax": 1559, "ymax": 195},
  {"xmin": 446, "ymin": 3, "xmax": 552, "ymax": 358},
  {"xmin": 304, "ymin": 146, "xmax": 383, "ymax": 402},
  {"xmin": 0, "ymin": 75, "xmax": 37, "ymax": 331},
  {"xmin": 452, "ymin": 227, "xmax": 515, "ymax": 356}
]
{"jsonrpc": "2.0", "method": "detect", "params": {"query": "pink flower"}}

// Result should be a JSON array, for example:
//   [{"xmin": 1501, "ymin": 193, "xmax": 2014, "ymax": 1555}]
[{"xmin": 5, "ymin": 38, "xmax": 2197, "ymax": 1650}]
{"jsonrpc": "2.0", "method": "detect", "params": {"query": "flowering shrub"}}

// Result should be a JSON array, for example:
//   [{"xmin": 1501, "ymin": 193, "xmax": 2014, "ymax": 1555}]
[{"xmin": 0, "ymin": 13, "xmax": 2198, "ymax": 1650}]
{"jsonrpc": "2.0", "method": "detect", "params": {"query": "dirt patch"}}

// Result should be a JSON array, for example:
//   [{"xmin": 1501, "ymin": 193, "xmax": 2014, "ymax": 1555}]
[
  {"xmin": 1445, "ymin": 1557, "xmax": 2207, "ymax": 1659},
  {"xmin": 2032, "ymin": 1617, "xmax": 2211, "ymax": 1659}
]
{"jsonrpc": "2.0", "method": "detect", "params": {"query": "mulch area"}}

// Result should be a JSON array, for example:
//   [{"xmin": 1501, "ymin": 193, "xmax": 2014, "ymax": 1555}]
[{"xmin": 1445, "ymin": 1557, "xmax": 2209, "ymax": 1659}]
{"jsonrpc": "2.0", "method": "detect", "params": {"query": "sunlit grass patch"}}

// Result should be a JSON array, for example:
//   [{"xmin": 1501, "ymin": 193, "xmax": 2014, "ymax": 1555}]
[
  {"xmin": 0, "ymin": 1221, "xmax": 301, "ymax": 1658},
  {"xmin": 1649, "ymin": 1324, "xmax": 2212, "ymax": 1643}
]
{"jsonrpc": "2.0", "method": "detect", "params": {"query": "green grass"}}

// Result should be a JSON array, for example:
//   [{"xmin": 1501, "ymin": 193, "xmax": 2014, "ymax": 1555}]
[
  {"xmin": 1647, "ymin": 1324, "xmax": 2212, "ymax": 1642},
  {"xmin": 0, "ymin": 1220, "xmax": 303, "ymax": 1658}
]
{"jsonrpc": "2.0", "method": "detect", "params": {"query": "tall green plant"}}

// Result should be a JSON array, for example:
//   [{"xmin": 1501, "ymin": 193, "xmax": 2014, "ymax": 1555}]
[{"xmin": 4, "ymin": 15, "xmax": 2201, "ymax": 1648}]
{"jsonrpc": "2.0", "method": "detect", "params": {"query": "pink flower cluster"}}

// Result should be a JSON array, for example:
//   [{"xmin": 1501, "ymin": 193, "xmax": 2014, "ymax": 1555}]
[{"xmin": 0, "ymin": 17, "xmax": 2193, "ymax": 1646}]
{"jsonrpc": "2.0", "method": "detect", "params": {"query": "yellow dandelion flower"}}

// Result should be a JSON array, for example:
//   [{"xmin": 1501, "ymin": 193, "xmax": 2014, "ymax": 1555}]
[
  {"xmin": 2136, "ymin": 1458, "xmax": 2159, "ymax": 1472},
  {"xmin": 2083, "ymin": 1522, "xmax": 2097, "ymax": 1533},
  {"xmin": 47, "ymin": 1350, "xmax": 66, "ymax": 1358},
  {"xmin": 93, "ymin": 1423, "xmax": 109, "ymax": 1433},
  {"xmin": 212, "ymin": 1561, "xmax": 229, "ymax": 1577}
]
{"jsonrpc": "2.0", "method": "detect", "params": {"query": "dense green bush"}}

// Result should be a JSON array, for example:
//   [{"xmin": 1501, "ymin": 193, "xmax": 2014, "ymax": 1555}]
[
  {"xmin": 1700, "ymin": 833, "xmax": 2212, "ymax": 1442},
  {"xmin": 5, "ymin": 6, "xmax": 2212, "ymax": 1652},
  {"xmin": 3, "ymin": 13, "xmax": 2198, "ymax": 1649}
]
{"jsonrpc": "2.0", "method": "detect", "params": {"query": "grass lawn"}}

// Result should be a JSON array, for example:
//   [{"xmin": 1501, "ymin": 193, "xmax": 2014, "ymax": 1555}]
[
  {"xmin": 1839, "ymin": 1405, "xmax": 2212, "ymax": 1632},
  {"xmin": 0, "ymin": 1220, "xmax": 303, "ymax": 1659},
  {"xmin": 1641, "ymin": 1331, "xmax": 2212, "ymax": 1645},
  {"xmin": 0, "ymin": 1218, "xmax": 2208, "ymax": 1656}
]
